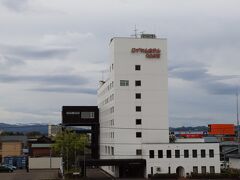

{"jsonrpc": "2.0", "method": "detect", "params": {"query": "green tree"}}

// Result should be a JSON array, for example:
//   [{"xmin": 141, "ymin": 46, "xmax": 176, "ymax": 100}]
[{"xmin": 52, "ymin": 130, "xmax": 88, "ymax": 172}]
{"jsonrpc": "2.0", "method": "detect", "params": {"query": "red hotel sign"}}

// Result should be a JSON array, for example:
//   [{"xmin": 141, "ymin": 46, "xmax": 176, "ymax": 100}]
[{"xmin": 131, "ymin": 48, "xmax": 161, "ymax": 58}]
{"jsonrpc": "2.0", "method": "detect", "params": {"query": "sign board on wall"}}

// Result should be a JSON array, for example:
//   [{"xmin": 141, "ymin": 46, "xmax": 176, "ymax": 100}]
[{"xmin": 131, "ymin": 48, "xmax": 161, "ymax": 58}]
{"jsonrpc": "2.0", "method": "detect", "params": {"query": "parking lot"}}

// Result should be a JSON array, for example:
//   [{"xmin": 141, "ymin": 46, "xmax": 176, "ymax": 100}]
[{"xmin": 0, "ymin": 169, "xmax": 59, "ymax": 180}]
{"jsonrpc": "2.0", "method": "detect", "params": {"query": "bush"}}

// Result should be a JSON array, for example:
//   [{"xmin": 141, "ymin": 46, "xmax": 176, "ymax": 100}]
[
  {"xmin": 190, "ymin": 172, "xmax": 240, "ymax": 179},
  {"xmin": 149, "ymin": 173, "xmax": 178, "ymax": 179}
]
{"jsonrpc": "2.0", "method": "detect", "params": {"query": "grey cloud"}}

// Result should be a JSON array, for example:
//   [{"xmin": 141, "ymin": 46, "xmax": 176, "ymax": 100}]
[
  {"xmin": 202, "ymin": 81, "xmax": 237, "ymax": 95},
  {"xmin": 0, "ymin": 0, "xmax": 29, "ymax": 11},
  {"xmin": 169, "ymin": 62, "xmax": 240, "ymax": 95},
  {"xmin": 30, "ymin": 87, "xmax": 96, "ymax": 95},
  {"xmin": 0, "ymin": 44, "xmax": 76, "ymax": 60},
  {"xmin": 0, "ymin": 74, "xmax": 88, "ymax": 85},
  {"xmin": 0, "ymin": 54, "xmax": 25, "ymax": 69}
]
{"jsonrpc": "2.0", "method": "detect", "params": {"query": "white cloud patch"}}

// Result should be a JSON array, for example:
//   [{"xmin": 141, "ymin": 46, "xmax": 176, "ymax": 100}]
[{"xmin": 41, "ymin": 32, "xmax": 95, "ymax": 46}]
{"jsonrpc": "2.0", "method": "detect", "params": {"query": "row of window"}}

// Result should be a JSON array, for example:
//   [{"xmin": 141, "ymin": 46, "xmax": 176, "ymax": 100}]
[
  {"xmin": 100, "ymin": 106, "xmax": 114, "ymax": 117},
  {"xmin": 146, "ymin": 149, "xmax": 214, "ymax": 158},
  {"xmin": 159, "ymin": 166, "xmax": 215, "ymax": 174},
  {"xmin": 98, "ymin": 81, "xmax": 114, "ymax": 97},
  {"xmin": 193, "ymin": 166, "xmax": 215, "ymax": 174},
  {"xmin": 120, "ymin": 80, "xmax": 141, "ymax": 87},
  {"xmin": 99, "ymin": 94, "xmax": 114, "ymax": 107},
  {"xmin": 104, "ymin": 146, "xmax": 114, "ymax": 155},
  {"xmin": 65, "ymin": 111, "xmax": 95, "ymax": 119}
]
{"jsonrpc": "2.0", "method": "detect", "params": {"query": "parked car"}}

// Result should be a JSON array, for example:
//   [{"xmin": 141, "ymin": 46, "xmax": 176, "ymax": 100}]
[
  {"xmin": 2, "ymin": 164, "xmax": 17, "ymax": 170},
  {"xmin": 0, "ymin": 166, "xmax": 13, "ymax": 172}
]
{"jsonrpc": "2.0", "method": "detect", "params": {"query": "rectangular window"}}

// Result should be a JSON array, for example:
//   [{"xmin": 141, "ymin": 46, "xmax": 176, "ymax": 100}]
[
  {"xmin": 111, "ymin": 147, "xmax": 114, "ymax": 155},
  {"xmin": 158, "ymin": 150, "xmax": 163, "ymax": 158},
  {"xmin": 149, "ymin": 150, "xmax": 154, "ymax": 158},
  {"xmin": 201, "ymin": 149, "xmax": 206, "ymax": 158},
  {"xmin": 136, "ymin": 132, "xmax": 142, "ymax": 138},
  {"xmin": 136, "ymin": 106, "xmax": 141, "ymax": 112},
  {"xmin": 135, "ymin": 65, "xmax": 141, "ymax": 71},
  {"xmin": 184, "ymin": 150, "xmax": 189, "ymax": 158},
  {"xmin": 136, "ymin": 149, "xmax": 142, "ymax": 155},
  {"xmin": 192, "ymin": 149, "xmax": 197, "ymax": 158},
  {"xmin": 81, "ymin": 112, "xmax": 95, "ymax": 119},
  {"xmin": 136, "ymin": 119, "xmax": 142, "ymax": 125},
  {"xmin": 120, "ymin": 80, "xmax": 129, "ymax": 86},
  {"xmin": 210, "ymin": 166, "xmax": 215, "ymax": 173},
  {"xmin": 168, "ymin": 167, "xmax": 171, "ymax": 174},
  {"xmin": 201, "ymin": 166, "xmax": 206, "ymax": 174},
  {"xmin": 193, "ymin": 166, "xmax": 198, "ymax": 174},
  {"xmin": 166, "ymin": 150, "xmax": 171, "ymax": 158},
  {"xmin": 209, "ymin": 149, "xmax": 214, "ymax": 158},
  {"xmin": 135, "ymin": 93, "xmax": 141, "ymax": 99},
  {"xmin": 175, "ymin": 150, "xmax": 180, "ymax": 158},
  {"xmin": 135, "ymin": 80, "xmax": 141, "ymax": 86}
]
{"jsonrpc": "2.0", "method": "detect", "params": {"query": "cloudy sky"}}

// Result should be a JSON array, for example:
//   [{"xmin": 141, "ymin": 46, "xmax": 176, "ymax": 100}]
[{"xmin": 0, "ymin": 0, "xmax": 240, "ymax": 126}]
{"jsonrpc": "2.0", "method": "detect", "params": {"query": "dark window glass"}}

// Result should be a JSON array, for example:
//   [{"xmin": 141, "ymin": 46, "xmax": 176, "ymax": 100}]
[
  {"xmin": 184, "ymin": 150, "xmax": 189, "ymax": 158},
  {"xmin": 136, "ymin": 149, "xmax": 142, "ymax": 155},
  {"xmin": 201, "ymin": 166, "xmax": 206, "ymax": 174},
  {"xmin": 201, "ymin": 149, "xmax": 206, "ymax": 158},
  {"xmin": 136, "ymin": 106, "xmax": 141, "ymax": 112},
  {"xmin": 135, "ymin": 80, "xmax": 141, "ymax": 86},
  {"xmin": 192, "ymin": 149, "xmax": 197, "ymax": 158},
  {"xmin": 136, "ymin": 132, "xmax": 142, "ymax": 138},
  {"xmin": 136, "ymin": 119, "xmax": 142, "ymax": 125},
  {"xmin": 210, "ymin": 166, "xmax": 215, "ymax": 173},
  {"xmin": 158, "ymin": 150, "xmax": 163, "ymax": 158},
  {"xmin": 149, "ymin": 150, "xmax": 154, "ymax": 158},
  {"xmin": 209, "ymin": 149, "xmax": 214, "ymax": 158},
  {"xmin": 193, "ymin": 166, "xmax": 198, "ymax": 174},
  {"xmin": 135, "ymin": 65, "xmax": 141, "ymax": 71},
  {"xmin": 136, "ymin": 93, "xmax": 141, "ymax": 99},
  {"xmin": 166, "ymin": 150, "xmax": 171, "ymax": 158},
  {"xmin": 175, "ymin": 150, "xmax": 180, "ymax": 158}
]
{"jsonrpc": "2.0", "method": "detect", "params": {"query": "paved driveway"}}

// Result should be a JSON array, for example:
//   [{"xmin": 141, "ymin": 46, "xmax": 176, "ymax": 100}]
[{"xmin": 0, "ymin": 169, "xmax": 59, "ymax": 180}]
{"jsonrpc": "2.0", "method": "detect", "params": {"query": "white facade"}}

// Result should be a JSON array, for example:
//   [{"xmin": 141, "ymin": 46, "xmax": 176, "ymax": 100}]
[
  {"xmin": 97, "ymin": 36, "xmax": 220, "ymax": 178},
  {"xmin": 143, "ymin": 143, "xmax": 220, "ymax": 176}
]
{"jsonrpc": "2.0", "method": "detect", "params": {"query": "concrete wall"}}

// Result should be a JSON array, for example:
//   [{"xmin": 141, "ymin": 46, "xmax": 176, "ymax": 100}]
[
  {"xmin": 229, "ymin": 157, "xmax": 240, "ymax": 169},
  {"xmin": 29, "ymin": 157, "xmax": 62, "ymax": 169}
]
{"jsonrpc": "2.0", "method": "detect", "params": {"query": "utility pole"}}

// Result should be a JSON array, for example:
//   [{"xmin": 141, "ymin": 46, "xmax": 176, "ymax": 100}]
[
  {"xmin": 83, "ymin": 140, "xmax": 86, "ymax": 177},
  {"xmin": 237, "ymin": 88, "xmax": 240, "ymax": 154},
  {"xmin": 74, "ymin": 142, "xmax": 77, "ymax": 171},
  {"xmin": 50, "ymin": 147, "xmax": 52, "ymax": 169}
]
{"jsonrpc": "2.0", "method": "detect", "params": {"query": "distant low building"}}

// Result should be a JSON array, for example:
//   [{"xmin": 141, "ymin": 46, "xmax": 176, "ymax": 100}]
[
  {"xmin": 0, "ymin": 135, "xmax": 28, "ymax": 162},
  {"xmin": 29, "ymin": 136, "xmax": 54, "ymax": 157},
  {"xmin": 48, "ymin": 124, "xmax": 62, "ymax": 137}
]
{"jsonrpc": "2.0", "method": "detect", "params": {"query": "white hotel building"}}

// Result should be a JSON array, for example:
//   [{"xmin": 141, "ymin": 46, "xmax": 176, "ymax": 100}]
[{"xmin": 97, "ymin": 35, "xmax": 220, "ymax": 178}]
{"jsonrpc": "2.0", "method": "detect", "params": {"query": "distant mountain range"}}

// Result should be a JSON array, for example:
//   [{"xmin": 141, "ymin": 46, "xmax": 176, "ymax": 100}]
[
  {"xmin": 0, "ymin": 123, "xmax": 210, "ymax": 135},
  {"xmin": 0, "ymin": 123, "xmax": 49, "ymax": 134},
  {"xmin": 170, "ymin": 126, "xmax": 209, "ymax": 132}
]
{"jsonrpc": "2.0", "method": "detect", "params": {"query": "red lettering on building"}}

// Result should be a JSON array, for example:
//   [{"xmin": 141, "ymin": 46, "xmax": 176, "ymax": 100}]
[{"xmin": 131, "ymin": 48, "xmax": 161, "ymax": 59}]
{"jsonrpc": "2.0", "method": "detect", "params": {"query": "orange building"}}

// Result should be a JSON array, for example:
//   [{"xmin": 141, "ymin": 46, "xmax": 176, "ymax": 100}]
[{"xmin": 208, "ymin": 124, "xmax": 235, "ymax": 135}]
